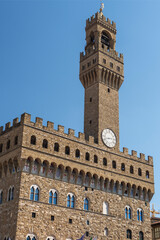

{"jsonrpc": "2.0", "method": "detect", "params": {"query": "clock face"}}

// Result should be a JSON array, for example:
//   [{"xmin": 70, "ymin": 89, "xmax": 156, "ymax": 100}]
[{"xmin": 102, "ymin": 129, "xmax": 116, "ymax": 148}]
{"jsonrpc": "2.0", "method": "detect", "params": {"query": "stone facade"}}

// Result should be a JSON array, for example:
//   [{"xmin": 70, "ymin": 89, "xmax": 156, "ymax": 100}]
[{"xmin": 0, "ymin": 8, "xmax": 154, "ymax": 240}]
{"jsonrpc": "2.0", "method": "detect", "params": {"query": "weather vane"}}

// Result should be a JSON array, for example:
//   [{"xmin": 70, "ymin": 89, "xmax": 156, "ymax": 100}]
[{"xmin": 100, "ymin": 0, "xmax": 104, "ymax": 13}]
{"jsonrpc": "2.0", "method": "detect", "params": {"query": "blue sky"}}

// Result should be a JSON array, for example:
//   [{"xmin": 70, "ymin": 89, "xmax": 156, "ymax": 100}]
[{"xmin": 0, "ymin": 0, "xmax": 160, "ymax": 212}]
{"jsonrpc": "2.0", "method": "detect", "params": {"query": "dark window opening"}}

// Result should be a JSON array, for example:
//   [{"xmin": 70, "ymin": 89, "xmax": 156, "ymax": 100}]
[
  {"xmin": 82, "ymin": 65, "xmax": 85, "ymax": 70},
  {"xmin": 85, "ymin": 187, "xmax": 88, "ymax": 191},
  {"xmin": 85, "ymin": 152, "xmax": 90, "ymax": 161},
  {"xmin": 103, "ymin": 59, "xmax": 106, "ymax": 64},
  {"xmin": 32, "ymin": 212, "xmax": 36, "ymax": 218},
  {"xmin": 89, "ymin": 120, "xmax": 92, "ymax": 124},
  {"xmin": 6, "ymin": 140, "xmax": 10, "ymax": 150},
  {"xmin": 127, "ymin": 229, "xmax": 132, "ymax": 239},
  {"xmin": 138, "ymin": 168, "xmax": 142, "ymax": 176},
  {"xmin": 42, "ymin": 139, "xmax": 48, "ymax": 149},
  {"xmin": 101, "ymin": 31, "xmax": 110, "ymax": 49},
  {"xmin": 117, "ymin": 66, "xmax": 120, "ymax": 72},
  {"xmin": 108, "ymin": 88, "xmax": 110, "ymax": 93},
  {"xmin": 75, "ymin": 149, "xmax": 80, "ymax": 158},
  {"xmin": 103, "ymin": 158, "xmax": 107, "ymax": 166},
  {"xmin": 87, "ymin": 220, "xmax": 89, "ymax": 225},
  {"xmin": 65, "ymin": 146, "xmax": 70, "ymax": 155},
  {"xmin": 69, "ymin": 218, "xmax": 72, "ymax": 224},
  {"xmin": 14, "ymin": 136, "xmax": 18, "ymax": 145},
  {"xmin": 0, "ymin": 144, "xmax": 3, "ymax": 153},
  {"xmin": 31, "ymin": 135, "xmax": 36, "ymax": 145},
  {"xmin": 51, "ymin": 215, "xmax": 54, "ymax": 221},
  {"xmin": 112, "ymin": 160, "xmax": 116, "ymax": 169},
  {"xmin": 130, "ymin": 166, "xmax": 134, "ymax": 174},
  {"xmin": 121, "ymin": 163, "xmax": 125, "ymax": 171},
  {"xmin": 86, "ymin": 232, "xmax": 89, "ymax": 237},
  {"xmin": 54, "ymin": 143, "xmax": 59, "ymax": 152},
  {"xmin": 110, "ymin": 62, "xmax": 113, "ymax": 68},
  {"xmin": 90, "ymin": 97, "xmax": 92, "ymax": 102},
  {"xmin": 146, "ymin": 171, "xmax": 149, "ymax": 179},
  {"xmin": 94, "ymin": 155, "xmax": 98, "ymax": 163}
]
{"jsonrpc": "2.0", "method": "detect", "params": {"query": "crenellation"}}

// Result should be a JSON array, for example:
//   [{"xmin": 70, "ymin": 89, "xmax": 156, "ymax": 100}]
[
  {"xmin": 123, "ymin": 147, "xmax": 128, "ymax": 155},
  {"xmin": 140, "ymin": 153, "xmax": 145, "ymax": 161},
  {"xmin": 47, "ymin": 121, "xmax": 54, "ymax": 130},
  {"xmin": 21, "ymin": 113, "xmax": 31, "ymax": 124},
  {"xmin": 107, "ymin": 18, "xmax": 111, "ymax": 24},
  {"xmin": 88, "ymin": 135, "xmax": 94, "ymax": 144},
  {"xmin": 35, "ymin": 117, "xmax": 43, "ymax": 128},
  {"xmin": 13, "ymin": 118, "xmax": 19, "ymax": 126},
  {"xmin": 58, "ymin": 125, "xmax": 64, "ymax": 134},
  {"xmin": 5, "ymin": 122, "xmax": 11, "ymax": 130},
  {"xmin": 68, "ymin": 128, "xmax": 75, "ymax": 137},
  {"xmin": 0, "ymin": 126, "xmax": 3, "ymax": 134},
  {"xmin": 148, "ymin": 156, "xmax": 153, "ymax": 165},
  {"xmin": 131, "ymin": 150, "xmax": 137, "ymax": 158},
  {"xmin": 78, "ymin": 132, "xmax": 85, "ymax": 141}
]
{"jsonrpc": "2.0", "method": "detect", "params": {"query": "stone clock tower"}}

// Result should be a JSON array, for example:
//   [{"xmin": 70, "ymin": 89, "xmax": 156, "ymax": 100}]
[{"xmin": 80, "ymin": 7, "xmax": 124, "ymax": 149}]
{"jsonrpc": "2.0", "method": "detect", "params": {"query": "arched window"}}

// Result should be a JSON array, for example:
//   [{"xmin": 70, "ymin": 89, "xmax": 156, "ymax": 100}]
[
  {"xmin": 90, "ymin": 32, "xmax": 95, "ymax": 44},
  {"xmin": 31, "ymin": 135, "xmax": 36, "ymax": 145},
  {"xmin": 125, "ymin": 206, "xmax": 131, "ymax": 219},
  {"xmin": 54, "ymin": 143, "xmax": 59, "ymax": 152},
  {"xmin": 14, "ymin": 136, "xmax": 18, "ymax": 145},
  {"xmin": 65, "ymin": 146, "xmax": 70, "ymax": 155},
  {"xmin": 130, "ymin": 165, "xmax": 134, "ymax": 174},
  {"xmin": 8, "ymin": 186, "xmax": 14, "ymax": 201},
  {"xmin": 30, "ymin": 185, "xmax": 39, "ymax": 201},
  {"xmin": 35, "ymin": 188, "xmax": 39, "ymax": 201},
  {"xmin": 139, "ymin": 231, "xmax": 144, "ymax": 240},
  {"xmin": 42, "ymin": 139, "xmax": 48, "ymax": 148},
  {"xmin": 137, "ymin": 208, "xmax": 143, "ymax": 222},
  {"xmin": 138, "ymin": 168, "xmax": 142, "ymax": 176},
  {"xmin": 127, "ymin": 229, "xmax": 132, "ymax": 239},
  {"xmin": 6, "ymin": 140, "xmax": 10, "ymax": 150},
  {"xmin": 49, "ymin": 190, "xmax": 57, "ymax": 205},
  {"xmin": 85, "ymin": 152, "xmax": 90, "ymax": 161},
  {"xmin": 0, "ymin": 190, "xmax": 3, "ymax": 204},
  {"xmin": 103, "ymin": 202, "xmax": 108, "ymax": 215},
  {"xmin": 146, "ymin": 171, "xmax": 149, "ymax": 179},
  {"xmin": 30, "ymin": 187, "xmax": 34, "ymax": 201},
  {"xmin": 49, "ymin": 191, "xmax": 53, "ymax": 204},
  {"xmin": 46, "ymin": 237, "xmax": 56, "ymax": 240},
  {"xmin": 26, "ymin": 235, "xmax": 36, "ymax": 240},
  {"xmin": 101, "ymin": 31, "xmax": 110, "ymax": 48},
  {"xmin": 84, "ymin": 198, "xmax": 89, "ymax": 211},
  {"xmin": 112, "ymin": 160, "xmax": 116, "ymax": 169},
  {"xmin": 104, "ymin": 228, "xmax": 108, "ymax": 236},
  {"xmin": 0, "ymin": 143, "xmax": 3, "ymax": 153},
  {"xmin": 53, "ymin": 191, "xmax": 57, "ymax": 205},
  {"xmin": 121, "ymin": 163, "xmax": 125, "ymax": 171},
  {"xmin": 67, "ymin": 193, "xmax": 75, "ymax": 208},
  {"xmin": 94, "ymin": 155, "xmax": 98, "ymax": 163},
  {"xmin": 103, "ymin": 158, "xmax": 107, "ymax": 166},
  {"xmin": 75, "ymin": 149, "xmax": 80, "ymax": 158}
]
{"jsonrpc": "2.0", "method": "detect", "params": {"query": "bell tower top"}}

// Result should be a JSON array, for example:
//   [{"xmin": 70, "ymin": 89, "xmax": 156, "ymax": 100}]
[{"xmin": 79, "ymin": 9, "xmax": 124, "ymax": 149}]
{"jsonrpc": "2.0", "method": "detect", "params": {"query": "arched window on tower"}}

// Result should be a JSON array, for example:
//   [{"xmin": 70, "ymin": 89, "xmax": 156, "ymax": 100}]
[
  {"xmin": 30, "ymin": 185, "xmax": 39, "ymax": 202},
  {"xmin": 101, "ymin": 31, "xmax": 110, "ymax": 49},
  {"xmin": 6, "ymin": 140, "xmax": 10, "ymax": 150},
  {"xmin": 146, "ymin": 171, "xmax": 149, "ymax": 179},
  {"xmin": 138, "ymin": 168, "xmax": 142, "ymax": 176},
  {"xmin": 26, "ymin": 235, "xmax": 37, "ymax": 240},
  {"xmin": 35, "ymin": 187, "xmax": 39, "ymax": 201},
  {"xmin": 112, "ymin": 160, "xmax": 116, "ymax": 169},
  {"xmin": 125, "ymin": 206, "xmax": 131, "ymax": 220},
  {"xmin": 121, "ymin": 163, "xmax": 125, "ymax": 171},
  {"xmin": 90, "ymin": 32, "xmax": 95, "ymax": 44},
  {"xmin": 85, "ymin": 152, "xmax": 90, "ymax": 161},
  {"xmin": 84, "ymin": 198, "xmax": 89, "ymax": 211},
  {"xmin": 67, "ymin": 193, "xmax": 75, "ymax": 208},
  {"xmin": 137, "ymin": 208, "xmax": 143, "ymax": 222},
  {"xmin": 54, "ymin": 143, "xmax": 59, "ymax": 152},
  {"xmin": 103, "ymin": 202, "xmax": 109, "ymax": 215},
  {"xmin": 0, "ymin": 143, "xmax": 3, "ymax": 153},
  {"xmin": 65, "ymin": 146, "xmax": 70, "ymax": 155},
  {"xmin": 75, "ymin": 149, "xmax": 80, "ymax": 158},
  {"xmin": 42, "ymin": 139, "xmax": 48, "ymax": 149},
  {"xmin": 53, "ymin": 191, "xmax": 57, "ymax": 205},
  {"xmin": 103, "ymin": 158, "xmax": 107, "ymax": 166},
  {"xmin": 31, "ymin": 135, "xmax": 36, "ymax": 145},
  {"xmin": 126, "ymin": 229, "xmax": 132, "ymax": 239},
  {"xmin": 104, "ymin": 228, "xmax": 108, "ymax": 236},
  {"xmin": 139, "ymin": 231, "xmax": 144, "ymax": 240},
  {"xmin": 49, "ymin": 189, "xmax": 57, "ymax": 205},
  {"xmin": 130, "ymin": 165, "xmax": 134, "ymax": 174},
  {"xmin": 94, "ymin": 155, "xmax": 98, "ymax": 163}
]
